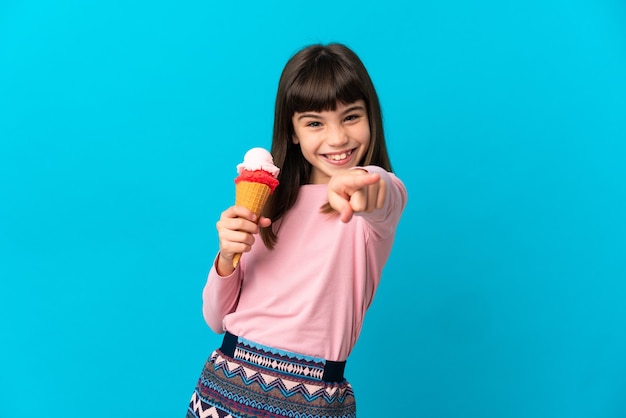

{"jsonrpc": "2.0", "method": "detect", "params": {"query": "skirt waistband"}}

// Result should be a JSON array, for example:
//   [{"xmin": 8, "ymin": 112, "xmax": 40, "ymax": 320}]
[{"xmin": 220, "ymin": 331, "xmax": 346, "ymax": 383}]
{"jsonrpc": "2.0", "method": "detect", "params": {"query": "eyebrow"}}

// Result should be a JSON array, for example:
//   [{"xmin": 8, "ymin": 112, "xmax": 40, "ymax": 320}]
[{"xmin": 296, "ymin": 105, "xmax": 366, "ymax": 121}]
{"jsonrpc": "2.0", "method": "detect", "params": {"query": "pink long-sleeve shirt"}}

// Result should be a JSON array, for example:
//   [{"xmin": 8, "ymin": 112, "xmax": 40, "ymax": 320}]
[{"xmin": 202, "ymin": 166, "xmax": 407, "ymax": 361}]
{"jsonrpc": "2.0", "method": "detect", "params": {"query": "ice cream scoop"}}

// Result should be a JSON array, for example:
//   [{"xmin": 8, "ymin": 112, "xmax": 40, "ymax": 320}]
[
  {"xmin": 232, "ymin": 148, "xmax": 280, "ymax": 268},
  {"xmin": 236, "ymin": 147, "xmax": 280, "ymax": 177}
]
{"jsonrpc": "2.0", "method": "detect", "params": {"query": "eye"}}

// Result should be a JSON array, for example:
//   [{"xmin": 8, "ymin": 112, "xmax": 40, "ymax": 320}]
[
  {"xmin": 306, "ymin": 121, "xmax": 322, "ymax": 128},
  {"xmin": 345, "ymin": 114, "xmax": 360, "ymax": 122}
]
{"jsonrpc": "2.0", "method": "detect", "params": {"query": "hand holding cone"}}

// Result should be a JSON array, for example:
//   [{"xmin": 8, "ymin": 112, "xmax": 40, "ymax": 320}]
[{"xmin": 232, "ymin": 148, "xmax": 279, "ymax": 268}]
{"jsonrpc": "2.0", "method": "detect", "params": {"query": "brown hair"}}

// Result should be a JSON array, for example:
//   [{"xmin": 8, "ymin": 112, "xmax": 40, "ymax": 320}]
[{"xmin": 260, "ymin": 43, "xmax": 392, "ymax": 248}]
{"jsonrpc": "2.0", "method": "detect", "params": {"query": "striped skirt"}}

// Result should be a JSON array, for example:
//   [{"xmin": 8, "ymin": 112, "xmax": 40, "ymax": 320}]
[{"xmin": 187, "ymin": 332, "xmax": 356, "ymax": 418}]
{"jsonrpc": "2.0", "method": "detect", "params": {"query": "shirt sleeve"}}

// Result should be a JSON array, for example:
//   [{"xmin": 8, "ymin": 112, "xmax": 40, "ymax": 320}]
[
  {"xmin": 201, "ymin": 254, "xmax": 244, "ymax": 334},
  {"xmin": 355, "ymin": 165, "xmax": 408, "ymax": 240}
]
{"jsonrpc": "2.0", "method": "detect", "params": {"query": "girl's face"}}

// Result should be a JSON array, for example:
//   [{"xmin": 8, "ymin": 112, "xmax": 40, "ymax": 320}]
[{"xmin": 291, "ymin": 100, "xmax": 371, "ymax": 184}]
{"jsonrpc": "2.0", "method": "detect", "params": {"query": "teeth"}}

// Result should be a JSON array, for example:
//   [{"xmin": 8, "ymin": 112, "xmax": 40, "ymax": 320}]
[{"xmin": 326, "ymin": 151, "xmax": 351, "ymax": 161}]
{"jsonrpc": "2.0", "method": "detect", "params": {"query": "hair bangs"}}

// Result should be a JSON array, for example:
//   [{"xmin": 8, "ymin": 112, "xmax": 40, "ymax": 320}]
[{"xmin": 286, "ymin": 55, "xmax": 365, "ymax": 114}]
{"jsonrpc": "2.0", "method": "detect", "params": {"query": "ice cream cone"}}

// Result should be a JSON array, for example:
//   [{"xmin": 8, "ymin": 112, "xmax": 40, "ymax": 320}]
[
  {"xmin": 235, "ymin": 181, "xmax": 271, "ymax": 217},
  {"xmin": 231, "ymin": 148, "xmax": 280, "ymax": 269},
  {"xmin": 232, "ymin": 181, "xmax": 272, "ymax": 268}
]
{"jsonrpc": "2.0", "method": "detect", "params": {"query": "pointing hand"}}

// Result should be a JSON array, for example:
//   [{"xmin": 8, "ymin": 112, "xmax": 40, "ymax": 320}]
[{"xmin": 327, "ymin": 170, "xmax": 386, "ymax": 223}]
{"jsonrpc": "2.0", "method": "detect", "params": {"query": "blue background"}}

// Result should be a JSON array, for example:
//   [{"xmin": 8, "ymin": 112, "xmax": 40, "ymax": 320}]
[{"xmin": 1, "ymin": 1, "xmax": 625, "ymax": 417}]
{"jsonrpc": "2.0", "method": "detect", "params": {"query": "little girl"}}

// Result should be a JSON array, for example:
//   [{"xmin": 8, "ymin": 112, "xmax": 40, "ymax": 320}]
[{"xmin": 188, "ymin": 43, "xmax": 407, "ymax": 418}]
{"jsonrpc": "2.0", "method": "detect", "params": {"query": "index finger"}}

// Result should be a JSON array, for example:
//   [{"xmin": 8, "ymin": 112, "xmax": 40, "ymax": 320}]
[
  {"xmin": 343, "ymin": 173, "xmax": 381, "ymax": 194},
  {"xmin": 227, "ymin": 205, "xmax": 259, "ymax": 222}
]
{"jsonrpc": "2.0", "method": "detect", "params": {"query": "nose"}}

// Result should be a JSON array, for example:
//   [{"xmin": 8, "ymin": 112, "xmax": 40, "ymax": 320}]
[{"xmin": 326, "ymin": 124, "xmax": 349, "ymax": 147}]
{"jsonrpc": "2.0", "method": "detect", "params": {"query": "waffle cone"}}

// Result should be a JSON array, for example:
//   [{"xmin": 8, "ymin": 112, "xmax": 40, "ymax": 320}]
[
  {"xmin": 235, "ymin": 181, "xmax": 271, "ymax": 216},
  {"xmin": 232, "ymin": 181, "xmax": 271, "ymax": 268}
]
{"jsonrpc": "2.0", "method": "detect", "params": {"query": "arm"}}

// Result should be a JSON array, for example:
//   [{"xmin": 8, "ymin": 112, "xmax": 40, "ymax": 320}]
[
  {"xmin": 202, "ymin": 256, "xmax": 243, "ymax": 333},
  {"xmin": 202, "ymin": 205, "xmax": 272, "ymax": 333}
]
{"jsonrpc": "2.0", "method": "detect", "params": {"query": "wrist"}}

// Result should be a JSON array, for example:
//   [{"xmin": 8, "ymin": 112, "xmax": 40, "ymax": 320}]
[{"xmin": 216, "ymin": 253, "xmax": 236, "ymax": 276}]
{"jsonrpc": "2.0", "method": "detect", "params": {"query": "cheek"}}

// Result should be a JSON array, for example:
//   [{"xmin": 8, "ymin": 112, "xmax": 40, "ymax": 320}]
[{"xmin": 358, "ymin": 125, "xmax": 371, "ymax": 144}]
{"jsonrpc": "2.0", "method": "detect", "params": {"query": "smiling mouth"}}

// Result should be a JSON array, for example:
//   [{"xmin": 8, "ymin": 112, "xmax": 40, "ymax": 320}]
[{"xmin": 324, "ymin": 149, "xmax": 355, "ymax": 162}]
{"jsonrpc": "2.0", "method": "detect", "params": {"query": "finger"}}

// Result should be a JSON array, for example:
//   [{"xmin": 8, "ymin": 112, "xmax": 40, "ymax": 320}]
[
  {"xmin": 328, "ymin": 188, "xmax": 351, "ymax": 219},
  {"xmin": 376, "ymin": 179, "xmax": 386, "ymax": 209},
  {"xmin": 340, "ymin": 203, "xmax": 354, "ymax": 223},
  {"xmin": 350, "ymin": 189, "xmax": 368, "ymax": 213},
  {"xmin": 257, "ymin": 217, "xmax": 272, "ymax": 229},
  {"xmin": 331, "ymin": 173, "xmax": 380, "ymax": 196},
  {"xmin": 217, "ymin": 216, "xmax": 259, "ymax": 235},
  {"xmin": 229, "ymin": 205, "xmax": 258, "ymax": 222},
  {"xmin": 218, "ymin": 226, "xmax": 256, "ymax": 247},
  {"xmin": 366, "ymin": 182, "xmax": 379, "ymax": 212},
  {"xmin": 218, "ymin": 229, "xmax": 256, "ymax": 257},
  {"xmin": 344, "ymin": 173, "xmax": 380, "ymax": 193}
]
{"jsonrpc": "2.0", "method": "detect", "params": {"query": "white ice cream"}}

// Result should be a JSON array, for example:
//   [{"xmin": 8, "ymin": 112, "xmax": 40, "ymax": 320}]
[{"xmin": 236, "ymin": 147, "xmax": 280, "ymax": 177}]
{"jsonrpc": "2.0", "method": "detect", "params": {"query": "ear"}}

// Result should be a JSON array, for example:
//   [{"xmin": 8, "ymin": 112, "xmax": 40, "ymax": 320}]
[{"xmin": 292, "ymin": 135, "xmax": 299, "ymax": 145}]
